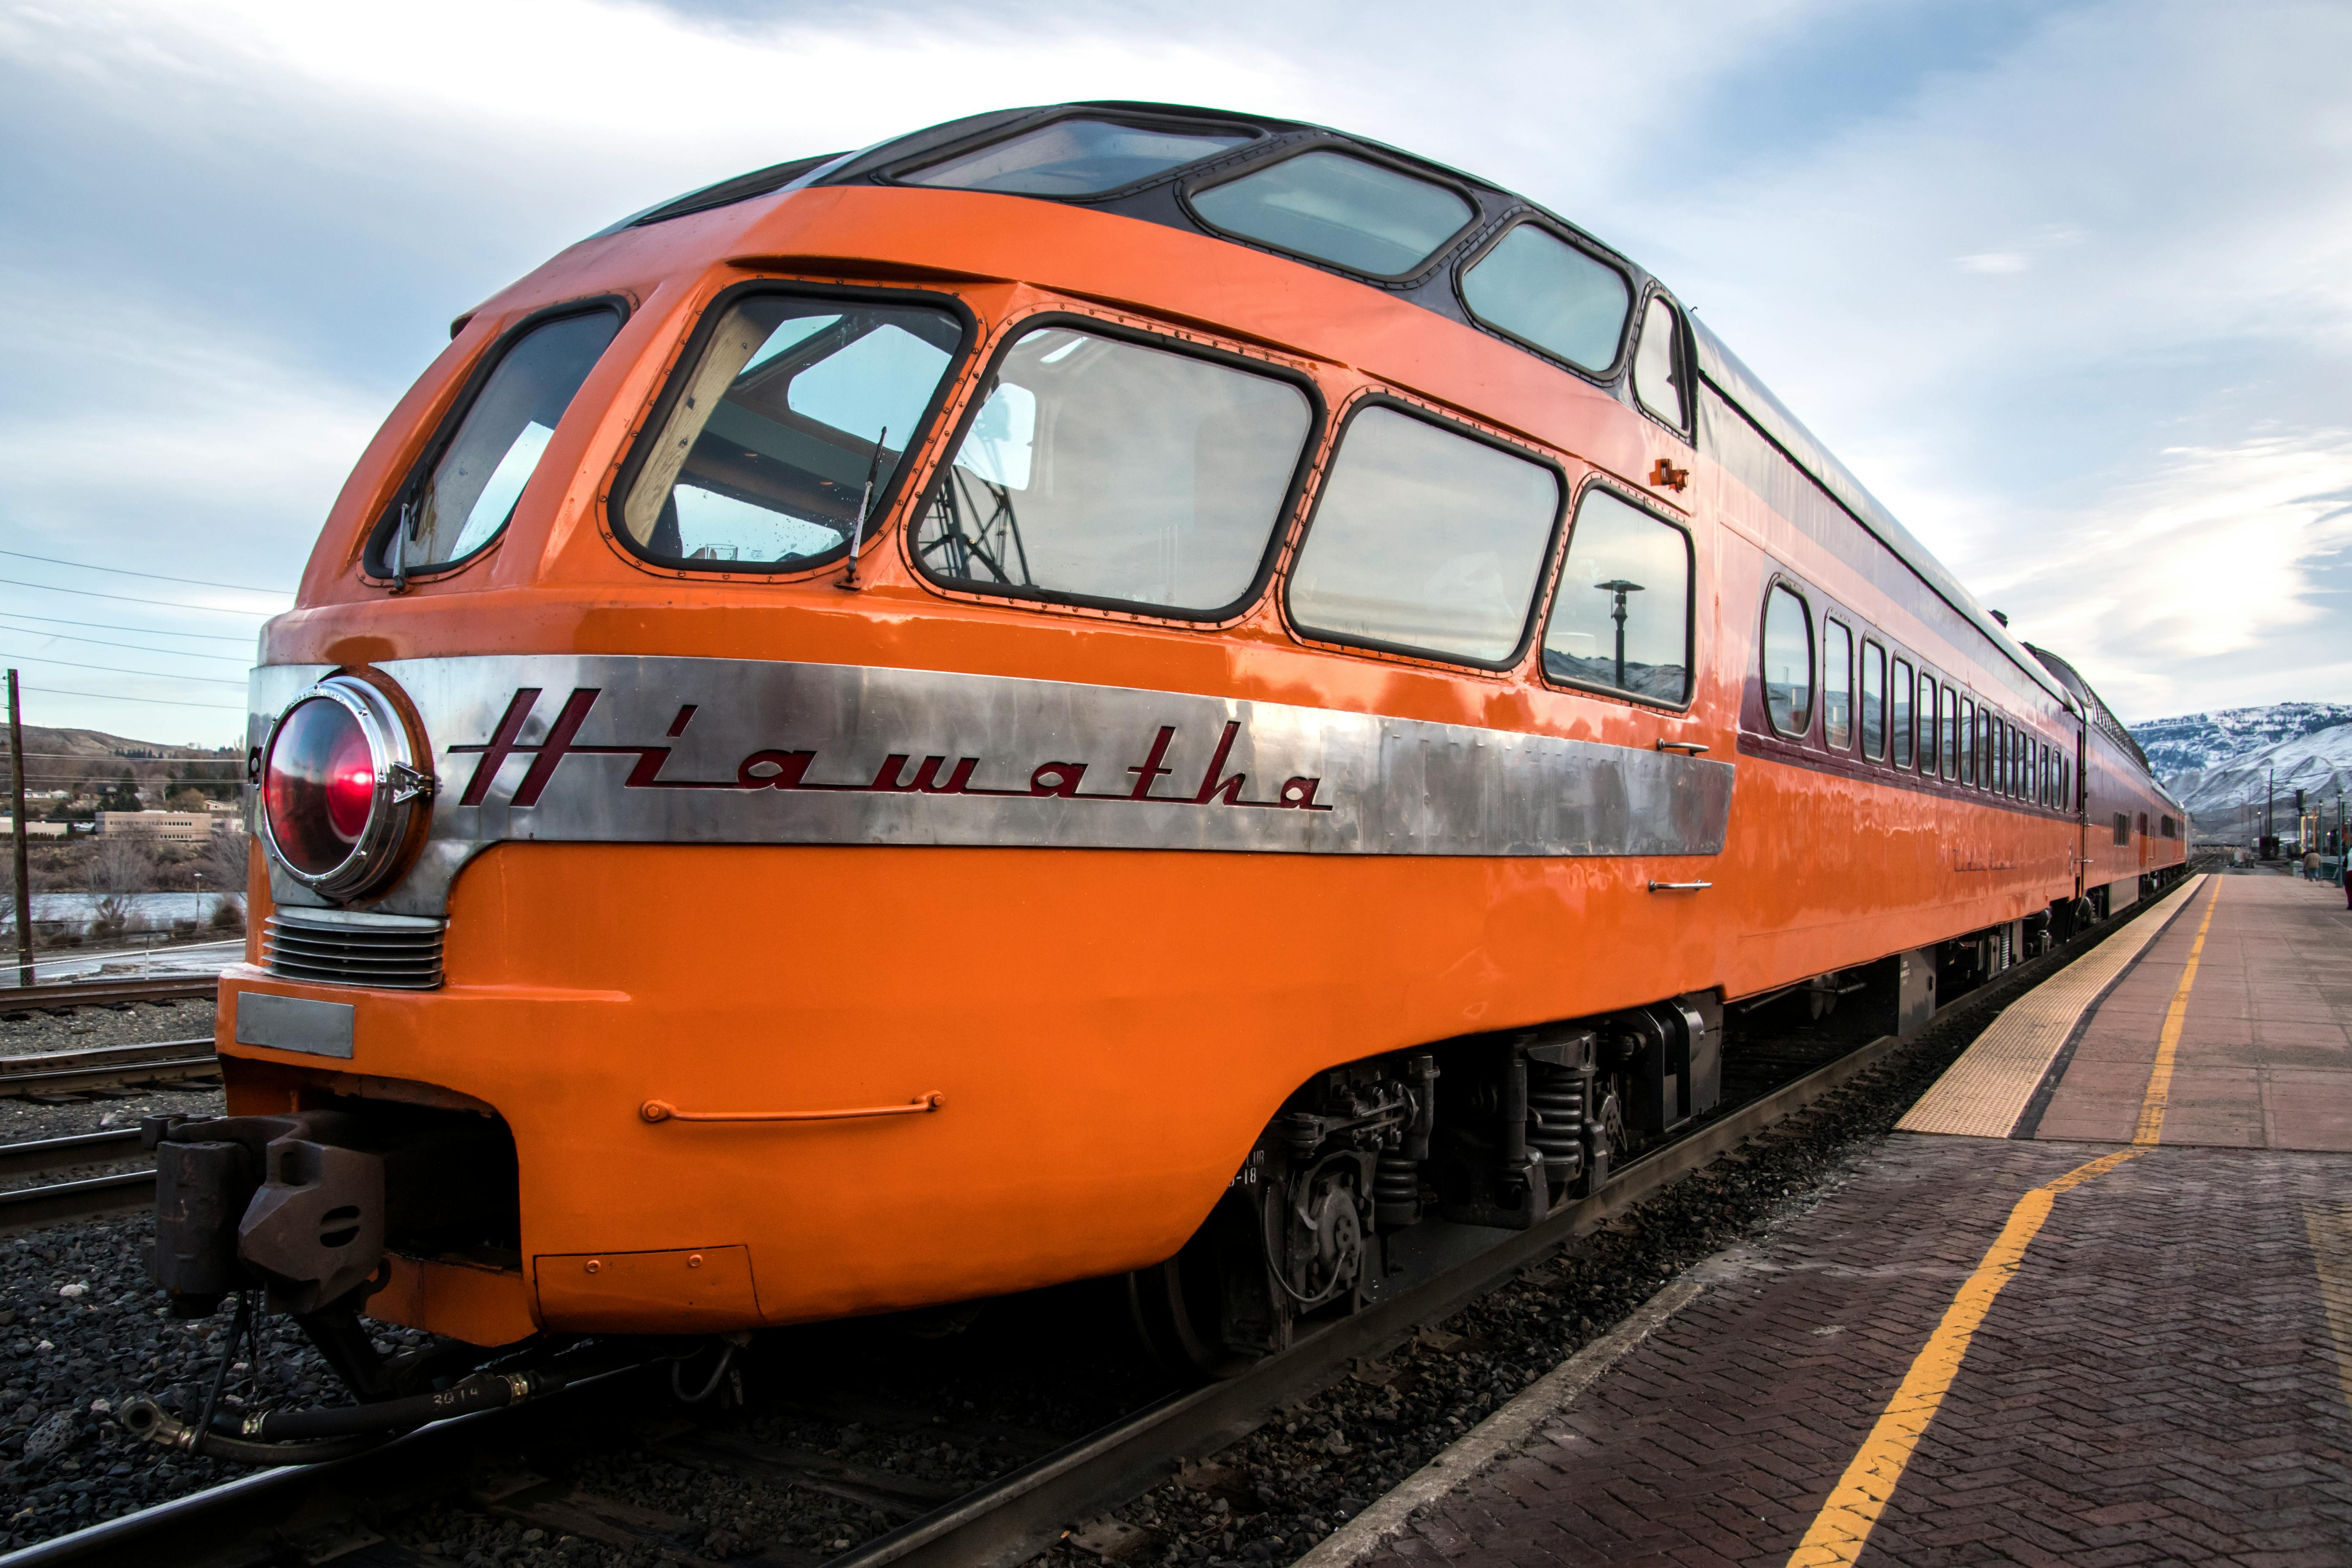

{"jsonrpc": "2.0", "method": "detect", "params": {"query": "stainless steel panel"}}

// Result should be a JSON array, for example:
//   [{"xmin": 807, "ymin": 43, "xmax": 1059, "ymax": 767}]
[
  {"xmin": 250, "ymin": 655, "xmax": 1737, "ymax": 916},
  {"xmin": 234, "ymin": 992, "xmax": 357, "ymax": 1059}
]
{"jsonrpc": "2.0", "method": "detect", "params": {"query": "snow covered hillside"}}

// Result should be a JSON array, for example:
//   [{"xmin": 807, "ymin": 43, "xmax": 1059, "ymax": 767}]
[
  {"xmin": 2131, "ymin": 702, "xmax": 2352, "ymax": 778},
  {"xmin": 2142, "ymin": 716, "xmax": 2352, "ymax": 828}
]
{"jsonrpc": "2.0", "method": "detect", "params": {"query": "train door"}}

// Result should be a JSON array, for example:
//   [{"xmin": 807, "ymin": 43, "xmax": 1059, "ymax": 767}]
[{"xmin": 2072, "ymin": 718, "xmax": 2088, "ymax": 901}]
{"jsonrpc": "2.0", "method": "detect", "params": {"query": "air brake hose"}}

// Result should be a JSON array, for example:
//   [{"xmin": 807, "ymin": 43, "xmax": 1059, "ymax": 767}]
[{"xmin": 118, "ymin": 1364, "xmax": 590, "ymax": 1463}]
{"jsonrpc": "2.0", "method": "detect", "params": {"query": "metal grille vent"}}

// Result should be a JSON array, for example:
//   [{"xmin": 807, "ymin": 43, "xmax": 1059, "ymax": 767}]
[{"xmin": 264, "ymin": 908, "xmax": 446, "ymax": 990}]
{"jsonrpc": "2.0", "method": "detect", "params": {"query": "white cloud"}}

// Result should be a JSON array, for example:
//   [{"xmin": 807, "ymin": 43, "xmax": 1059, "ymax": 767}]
[
  {"xmin": 1957, "ymin": 252, "xmax": 2029, "ymax": 273},
  {"xmin": 1926, "ymin": 430, "xmax": 2352, "ymax": 718}
]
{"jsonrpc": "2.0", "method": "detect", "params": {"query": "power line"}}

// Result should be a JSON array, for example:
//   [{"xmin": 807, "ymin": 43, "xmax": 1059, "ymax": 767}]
[
  {"xmin": 0, "ymin": 550, "xmax": 291, "ymax": 597},
  {"xmin": 0, "ymin": 623, "xmax": 248, "ymax": 664},
  {"xmin": 1, "ymin": 653, "xmax": 247, "ymax": 687},
  {"xmin": 22, "ymin": 686, "xmax": 246, "ymax": 713},
  {"xmin": 0, "ymin": 580, "xmax": 272, "ymax": 616},
  {"xmin": 0, "ymin": 612, "xmax": 252, "ymax": 645}
]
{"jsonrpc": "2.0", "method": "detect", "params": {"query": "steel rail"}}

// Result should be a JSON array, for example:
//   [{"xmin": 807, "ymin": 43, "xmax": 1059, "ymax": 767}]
[
  {"xmin": 0, "ymin": 1171, "xmax": 157, "ymax": 1232},
  {"xmin": 0, "ymin": 1128, "xmax": 144, "ymax": 1179},
  {"xmin": 1, "ymin": 976, "xmax": 216, "ymax": 1009},
  {"xmin": 0, "ymin": 1040, "xmax": 219, "ymax": 1099}
]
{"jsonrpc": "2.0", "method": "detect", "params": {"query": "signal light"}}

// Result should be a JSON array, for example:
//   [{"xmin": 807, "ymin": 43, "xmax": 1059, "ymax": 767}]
[{"xmin": 257, "ymin": 676, "xmax": 433, "ymax": 901}]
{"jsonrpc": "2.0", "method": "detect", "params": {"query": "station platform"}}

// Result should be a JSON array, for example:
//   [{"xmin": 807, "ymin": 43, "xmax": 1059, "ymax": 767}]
[
  {"xmin": 1902, "ymin": 872, "xmax": 2352, "ymax": 1150},
  {"xmin": 1305, "ymin": 873, "xmax": 2352, "ymax": 1567}
]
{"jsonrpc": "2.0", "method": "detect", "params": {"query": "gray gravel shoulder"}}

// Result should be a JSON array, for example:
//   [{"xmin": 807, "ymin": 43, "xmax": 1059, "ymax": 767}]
[{"xmin": 0, "ymin": 999, "xmax": 216, "ymax": 1060}]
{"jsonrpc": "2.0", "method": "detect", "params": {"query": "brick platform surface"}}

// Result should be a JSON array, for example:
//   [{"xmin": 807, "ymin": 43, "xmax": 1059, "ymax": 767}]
[
  {"xmin": 1356, "ymin": 1136, "xmax": 2352, "ymax": 1567},
  {"xmin": 2037, "ymin": 874, "xmax": 2352, "ymax": 1151}
]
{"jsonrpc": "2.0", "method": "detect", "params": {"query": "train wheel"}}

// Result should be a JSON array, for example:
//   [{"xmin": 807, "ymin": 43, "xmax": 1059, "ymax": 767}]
[
  {"xmin": 1125, "ymin": 1189, "xmax": 1277, "ymax": 1381},
  {"xmin": 1125, "ymin": 1255, "xmax": 1252, "ymax": 1382}
]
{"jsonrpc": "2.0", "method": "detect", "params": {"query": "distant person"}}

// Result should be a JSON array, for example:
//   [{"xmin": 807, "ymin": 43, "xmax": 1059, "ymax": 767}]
[{"xmin": 2307, "ymin": 848, "xmax": 2322, "ymax": 880}]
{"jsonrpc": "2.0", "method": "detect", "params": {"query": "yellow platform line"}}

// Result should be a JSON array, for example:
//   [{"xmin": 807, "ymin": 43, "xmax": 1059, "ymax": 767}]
[
  {"xmin": 2304, "ymin": 1203, "xmax": 2352, "ymax": 1416},
  {"xmin": 1784, "ymin": 1148, "xmax": 2144, "ymax": 1567},
  {"xmin": 2132, "ymin": 877, "xmax": 2223, "ymax": 1145},
  {"xmin": 1897, "ymin": 874, "xmax": 2208, "ymax": 1139}
]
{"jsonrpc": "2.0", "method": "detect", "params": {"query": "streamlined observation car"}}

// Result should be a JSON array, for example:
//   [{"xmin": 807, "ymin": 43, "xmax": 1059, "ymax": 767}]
[{"xmin": 154, "ymin": 104, "xmax": 2186, "ymax": 1389}]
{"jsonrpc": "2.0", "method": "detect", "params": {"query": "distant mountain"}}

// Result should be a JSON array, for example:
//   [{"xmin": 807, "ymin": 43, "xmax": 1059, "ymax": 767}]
[
  {"xmin": 2130, "ymin": 702, "xmax": 2352, "ymax": 778},
  {"xmin": 2130, "ymin": 704, "xmax": 2352, "ymax": 830}
]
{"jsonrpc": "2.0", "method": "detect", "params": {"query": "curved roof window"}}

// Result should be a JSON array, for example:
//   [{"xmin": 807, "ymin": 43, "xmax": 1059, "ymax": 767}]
[
  {"xmin": 901, "ymin": 119, "xmax": 1252, "ymax": 196},
  {"xmin": 1190, "ymin": 150, "xmax": 1475, "ymax": 277},
  {"xmin": 1459, "ymin": 225, "xmax": 1630, "ymax": 374}
]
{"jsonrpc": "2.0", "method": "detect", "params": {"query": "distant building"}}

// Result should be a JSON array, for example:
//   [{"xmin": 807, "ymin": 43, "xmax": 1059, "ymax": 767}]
[
  {"xmin": 96, "ymin": 810, "xmax": 240, "ymax": 843},
  {"xmin": 203, "ymin": 798, "xmax": 241, "ymax": 814},
  {"xmin": 0, "ymin": 817, "xmax": 68, "ymax": 839}
]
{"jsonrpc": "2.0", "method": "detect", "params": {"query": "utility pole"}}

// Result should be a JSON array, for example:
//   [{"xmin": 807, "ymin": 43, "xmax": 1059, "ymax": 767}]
[{"xmin": 7, "ymin": 672, "xmax": 30, "ymax": 989}]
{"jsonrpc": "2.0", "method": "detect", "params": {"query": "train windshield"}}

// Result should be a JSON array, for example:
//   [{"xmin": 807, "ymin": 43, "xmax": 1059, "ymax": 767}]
[
  {"xmin": 913, "ymin": 327, "xmax": 1312, "ymax": 616},
  {"xmin": 902, "ymin": 118, "xmax": 1252, "ymax": 196},
  {"xmin": 376, "ymin": 306, "xmax": 621, "ymax": 575},
  {"xmin": 618, "ymin": 294, "xmax": 965, "ymax": 569}
]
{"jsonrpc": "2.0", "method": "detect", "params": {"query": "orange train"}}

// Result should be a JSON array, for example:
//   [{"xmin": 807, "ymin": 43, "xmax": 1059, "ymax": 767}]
[{"xmin": 150, "ymin": 103, "xmax": 2185, "ymax": 1395}]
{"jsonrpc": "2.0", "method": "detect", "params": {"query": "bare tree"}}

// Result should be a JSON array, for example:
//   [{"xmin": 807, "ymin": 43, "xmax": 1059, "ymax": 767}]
[
  {"xmin": 204, "ymin": 824, "xmax": 248, "ymax": 930},
  {"xmin": 85, "ymin": 831, "xmax": 155, "ymax": 940}
]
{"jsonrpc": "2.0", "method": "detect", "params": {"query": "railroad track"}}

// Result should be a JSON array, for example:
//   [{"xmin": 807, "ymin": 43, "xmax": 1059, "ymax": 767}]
[
  {"xmin": 0, "ymin": 886, "xmax": 2188, "ymax": 1568},
  {"xmin": 0, "ymin": 1042, "xmax": 223, "ymax": 1230},
  {"xmin": 0, "ymin": 975, "xmax": 218, "ymax": 1010}
]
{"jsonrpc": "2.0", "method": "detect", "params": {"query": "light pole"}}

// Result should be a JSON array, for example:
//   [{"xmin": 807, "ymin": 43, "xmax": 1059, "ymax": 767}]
[{"xmin": 1595, "ymin": 579, "xmax": 1644, "ymax": 690}]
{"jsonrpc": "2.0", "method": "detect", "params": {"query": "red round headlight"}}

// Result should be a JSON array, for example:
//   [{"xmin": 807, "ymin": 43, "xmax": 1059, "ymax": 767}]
[
  {"xmin": 257, "ymin": 675, "xmax": 430, "ymax": 900},
  {"xmin": 262, "ymin": 697, "xmax": 376, "ymax": 877}
]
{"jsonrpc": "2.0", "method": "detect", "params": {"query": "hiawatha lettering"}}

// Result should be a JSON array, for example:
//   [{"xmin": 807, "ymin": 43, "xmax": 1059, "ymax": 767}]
[{"xmin": 451, "ymin": 687, "xmax": 1336, "ymax": 814}]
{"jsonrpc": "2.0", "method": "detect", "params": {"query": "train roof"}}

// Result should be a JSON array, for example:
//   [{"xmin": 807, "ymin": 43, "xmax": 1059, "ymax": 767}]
[{"xmin": 596, "ymin": 101, "xmax": 2088, "ymax": 719}]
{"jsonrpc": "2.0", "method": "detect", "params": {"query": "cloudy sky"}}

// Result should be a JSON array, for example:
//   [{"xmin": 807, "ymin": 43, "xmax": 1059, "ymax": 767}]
[{"xmin": 1, "ymin": 0, "xmax": 2346, "ymax": 746}]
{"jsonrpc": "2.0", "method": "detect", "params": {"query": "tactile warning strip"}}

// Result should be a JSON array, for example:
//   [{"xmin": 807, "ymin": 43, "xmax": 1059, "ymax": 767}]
[{"xmin": 1895, "ymin": 874, "xmax": 2208, "ymax": 1139}]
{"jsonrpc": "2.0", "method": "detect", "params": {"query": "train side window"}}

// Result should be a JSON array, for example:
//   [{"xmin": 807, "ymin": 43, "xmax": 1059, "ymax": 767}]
[
  {"xmin": 619, "ymin": 292, "xmax": 965, "ymax": 571},
  {"xmin": 900, "ymin": 118, "xmax": 1253, "ymax": 196},
  {"xmin": 2114, "ymin": 812, "xmax": 2129, "ymax": 844},
  {"xmin": 1632, "ymin": 296, "xmax": 1689, "ymax": 430},
  {"xmin": 1540, "ymin": 487, "xmax": 1691, "ymax": 704},
  {"xmin": 1822, "ymin": 620, "xmax": 1853, "ymax": 749},
  {"xmin": 1959, "ymin": 698, "xmax": 1975, "ymax": 784},
  {"xmin": 372, "ymin": 304, "xmax": 624, "ymax": 576},
  {"xmin": 2138, "ymin": 812, "xmax": 2149, "ymax": 838},
  {"xmin": 918, "ymin": 325, "xmax": 1315, "ymax": 616},
  {"xmin": 1761, "ymin": 584, "xmax": 1814, "ymax": 736},
  {"xmin": 1459, "ymin": 225, "xmax": 1631, "ymax": 375},
  {"xmin": 1859, "ymin": 641, "xmax": 1887, "ymax": 761},
  {"xmin": 1892, "ymin": 658, "xmax": 1914, "ymax": 769},
  {"xmin": 1190, "ymin": 150, "xmax": 1476, "ymax": 278},
  {"xmin": 1942, "ymin": 686, "xmax": 1959, "ymax": 777},
  {"xmin": 1288, "ymin": 405, "xmax": 1560, "ymax": 665}
]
